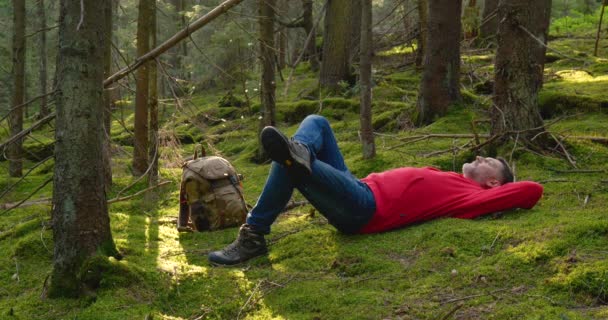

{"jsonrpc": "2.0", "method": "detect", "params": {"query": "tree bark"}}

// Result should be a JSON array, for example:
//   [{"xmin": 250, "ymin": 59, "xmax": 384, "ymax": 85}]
[
  {"xmin": 491, "ymin": 0, "xmax": 552, "ymax": 146},
  {"xmin": 102, "ymin": 0, "xmax": 113, "ymax": 190},
  {"xmin": 257, "ymin": 0, "xmax": 276, "ymax": 160},
  {"xmin": 133, "ymin": 0, "xmax": 152, "ymax": 176},
  {"xmin": 480, "ymin": 0, "xmax": 499, "ymax": 42},
  {"xmin": 416, "ymin": 0, "xmax": 462, "ymax": 125},
  {"xmin": 415, "ymin": 0, "xmax": 428, "ymax": 67},
  {"xmin": 302, "ymin": 0, "xmax": 318, "ymax": 70},
  {"xmin": 320, "ymin": 0, "xmax": 357, "ymax": 91},
  {"xmin": 50, "ymin": 0, "xmax": 118, "ymax": 297},
  {"xmin": 9, "ymin": 0, "xmax": 26, "ymax": 177},
  {"xmin": 38, "ymin": 0, "xmax": 49, "ymax": 117},
  {"xmin": 359, "ymin": 0, "xmax": 375, "ymax": 159},
  {"xmin": 148, "ymin": 0, "xmax": 159, "ymax": 186}
]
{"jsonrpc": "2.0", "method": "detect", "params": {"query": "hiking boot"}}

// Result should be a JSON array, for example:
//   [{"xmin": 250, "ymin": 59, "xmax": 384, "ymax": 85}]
[
  {"xmin": 261, "ymin": 126, "xmax": 312, "ymax": 175},
  {"xmin": 208, "ymin": 224, "xmax": 268, "ymax": 266}
]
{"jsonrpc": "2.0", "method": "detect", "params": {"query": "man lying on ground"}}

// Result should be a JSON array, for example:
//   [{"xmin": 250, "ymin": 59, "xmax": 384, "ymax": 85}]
[{"xmin": 208, "ymin": 115, "xmax": 543, "ymax": 266}]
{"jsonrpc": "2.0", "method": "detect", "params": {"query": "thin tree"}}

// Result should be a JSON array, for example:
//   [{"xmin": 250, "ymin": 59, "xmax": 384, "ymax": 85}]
[
  {"xmin": 360, "ymin": 0, "xmax": 375, "ymax": 159},
  {"xmin": 320, "ymin": 0, "xmax": 358, "ymax": 91},
  {"xmin": 38, "ymin": 0, "xmax": 49, "ymax": 117},
  {"xmin": 594, "ymin": 0, "xmax": 607, "ymax": 57},
  {"xmin": 415, "ymin": 0, "xmax": 462, "ymax": 125},
  {"xmin": 491, "ymin": 0, "xmax": 552, "ymax": 147},
  {"xmin": 415, "ymin": 0, "xmax": 428, "ymax": 68},
  {"xmin": 133, "ymin": 0, "xmax": 153, "ymax": 176},
  {"xmin": 102, "ymin": 0, "xmax": 114, "ymax": 189},
  {"xmin": 480, "ymin": 0, "xmax": 499, "ymax": 42},
  {"xmin": 258, "ymin": 0, "xmax": 276, "ymax": 130},
  {"xmin": 149, "ymin": 0, "xmax": 159, "ymax": 186},
  {"xmin": 302, "ymin": 0, "xmax": 318, "ymax": 70},
  {"xmin": 9, "ymin": 0, "xmax": 26, "ymax": 178},
  {"xmin": 50, "ymin": 0, "xmax": 119, "ymax": 297}
]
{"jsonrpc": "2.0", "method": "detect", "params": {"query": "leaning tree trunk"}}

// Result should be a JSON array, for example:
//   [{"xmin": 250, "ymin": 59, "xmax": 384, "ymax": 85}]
[
  {"xmin": 480, "ymin": 0, "xmax": 499, "ymax": 42},
  {"xmin": 415, "ymin": 0, "xmax": 462, "ymax": 125},
  {"xmin": 102, "ymin": 0, "xmax": 113, "ymax": 190},
  {"xmin": 415, "ymin": 0, "xmax": 428, "ymax": 68},
  {"xmin": 9, "ymin": 0, "xmax": 26, "ymax": 178},
  {"xmin": 360, "ymin": 0, "xmax": 375, "ymax": 159},
  {"xmin": 50, "ymin": 0, "xmax": 118, "ymax": 298},
  {"xmin": 491, "ymin": 0, "xmax": 552, "ymax": 147},
  {"xmin": 257, "ymin": 0, "xmax": 276, "ymax": 160},
  {"xmin": 320, "ymin": 0, "xmax": 356, "ymax": 91},
  {"xmin": 38, "ymin": 0, "xmax": 49, "ymax": 117},
  {"xmin": 133, "ymin": 0, "xmax": 152, "ymax": 176}
]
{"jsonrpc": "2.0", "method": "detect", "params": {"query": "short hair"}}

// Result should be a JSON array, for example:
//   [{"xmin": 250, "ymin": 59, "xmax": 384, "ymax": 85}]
[{"xmin": 496, "ymin": 157, "xmax": 514, "ymax": 184}]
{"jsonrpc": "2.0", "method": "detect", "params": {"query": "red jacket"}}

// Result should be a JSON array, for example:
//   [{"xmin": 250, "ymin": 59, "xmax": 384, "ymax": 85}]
[{"xmin": 359, "ymin": 167, "xmax": 543, "ymax": 234}]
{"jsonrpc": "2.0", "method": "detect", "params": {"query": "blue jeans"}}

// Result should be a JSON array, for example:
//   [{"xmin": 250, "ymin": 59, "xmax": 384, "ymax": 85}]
[{"xmin": 246, "ymin": 115, "xmax": 376, "ymax": 234}]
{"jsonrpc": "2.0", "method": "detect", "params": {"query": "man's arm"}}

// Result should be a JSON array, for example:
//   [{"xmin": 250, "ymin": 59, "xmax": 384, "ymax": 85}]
[{"xmin": 452, "ymin": 181, "xmax": 544, "ymax": 219}]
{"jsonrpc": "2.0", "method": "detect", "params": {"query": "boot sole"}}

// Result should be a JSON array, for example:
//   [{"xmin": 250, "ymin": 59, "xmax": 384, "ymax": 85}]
[{"xmin": 261, "ymin": 127, "xmax": 310, "ymax": 174}]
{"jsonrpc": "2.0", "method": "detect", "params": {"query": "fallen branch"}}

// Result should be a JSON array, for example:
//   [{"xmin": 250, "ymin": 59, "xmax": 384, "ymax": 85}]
[
  {"xmin": 549, "ymin": 169, "xmax": 605, "ymax": 174},
  {"xmin": 0, "ymin": 155, "xmax": 53, "ymax": 201},
  {"xmin": 442, "ymin": 288, "xmax": 510, "ymax": 304}
]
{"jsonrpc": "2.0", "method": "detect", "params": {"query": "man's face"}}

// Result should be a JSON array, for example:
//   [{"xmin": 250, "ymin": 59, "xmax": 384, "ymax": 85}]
[{"xmin": 462, "ymin": 156, "xmax": 504, "ymax": 188}]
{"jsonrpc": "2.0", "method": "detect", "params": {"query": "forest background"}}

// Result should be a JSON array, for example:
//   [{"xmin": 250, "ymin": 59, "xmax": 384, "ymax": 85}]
[{"xmin": 1, "ymin": 0, "xmax": 608, "ymax": 319}]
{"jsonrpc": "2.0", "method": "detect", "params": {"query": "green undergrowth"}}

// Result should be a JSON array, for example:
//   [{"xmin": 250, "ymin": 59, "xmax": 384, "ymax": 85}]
[{"xmin": 1, "ymin": 21, "xmax": 608, "ymax": 320}]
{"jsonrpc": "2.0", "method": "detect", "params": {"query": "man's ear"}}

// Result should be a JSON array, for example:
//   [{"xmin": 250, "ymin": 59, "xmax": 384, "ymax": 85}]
[{"xmin": 485, "ymin": 178, "xmax": 501, "ymax": 188}]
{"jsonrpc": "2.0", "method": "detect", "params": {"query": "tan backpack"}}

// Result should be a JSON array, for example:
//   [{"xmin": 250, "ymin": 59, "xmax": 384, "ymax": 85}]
[{"xmin": 178, "ymin": 150, "xmax": 248, "ymax": 231}]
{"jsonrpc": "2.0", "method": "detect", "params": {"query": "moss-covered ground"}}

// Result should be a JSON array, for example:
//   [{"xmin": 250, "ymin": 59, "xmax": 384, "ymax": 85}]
[{"xmin": 1, "ymin": 14, "xmax": 608, "ymax": 319}]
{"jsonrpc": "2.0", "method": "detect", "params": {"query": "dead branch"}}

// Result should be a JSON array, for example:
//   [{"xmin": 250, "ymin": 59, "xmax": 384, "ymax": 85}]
[
  {"xmin": 0, "ymin": 155, "xmax": 53, "ymax": 201},
  {"xmin": 549, "ymin": 169, "xmax": 605, "ymax": 174},
  {"xmin": 538, "ymin": 178, "xmax": 570, "ymax": 184},
  {"xmin": 107, "ymin": 181, "xmax": 172, "ymax": 204},
  {"xmin": 441, "ymin": 288, "xmax": 510, "ymax": 304},
  {"xmin": 0, "ymin": 112, "xmax": 55, "ymax": 150},
  {"xmin": 104, "ymin": 0, "xmax": 246, "ymax": 87},
  {"xmin": 0, "ymin": 178, "xmax": 52, "ymax": 214}
]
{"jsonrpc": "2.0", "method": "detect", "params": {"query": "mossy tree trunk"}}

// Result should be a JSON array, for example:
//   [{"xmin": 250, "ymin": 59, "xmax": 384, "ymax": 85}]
[
  {"xmin": 9, "ymin": 0, "xmax": 26, "ymax": 178},
  {"xmin": 133, "ymin": 0, "xmax": 153, "ymax": 176},
  {"xmin": 50, "ymin": 0, "xmax": 118, "ymax": 298},
  {"xmin": 491, "ymin": 0, "xmax": 552, "ymax": 147},
  {"xmin": 360, "ymin": 0, "xmax": 375, "ymax": 159},
  {"xmin": 415, "ymin": 0, "xmax": 462, "ymax": 125},
  {"xmin": 102, "ymin": 0, "xmax": 113, "ymax": 190},
  {"xmin": 349, "ymin": 0, "xmax": 362, "ymax": 64},
  {"xmin": 415, "ymin": 0, "xmax": 428, "ymax": 68},
  {"xmin": 480, "ymin": 0, "xmax": 499, "ymax": 42},
  {"xmin": 257, "ymin": 0, "xmax": 276, "ymax": 160},
  {"xmin": 320, "ymin": 0, "xmax": 357, "ymax": 91}
]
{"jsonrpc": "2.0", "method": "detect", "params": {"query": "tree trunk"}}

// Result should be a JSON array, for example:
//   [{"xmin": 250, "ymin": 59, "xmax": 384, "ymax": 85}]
[
  {"xmin": 276, "ymin": 0, "xmax": 287, "ymax": 70},
  {"xmin": 320, "ymin": 0, "xmax": 356, "ymax": 91},
  {"xmin": 257, "ymin": 0, "xmax": 276, "ymax": 160},
  {"xmin": 359, "ymin": 0, "xmax": 375, "ymax": 159},
  {"xmin": 9, "ymin": 0, "xmax": 26, "ymax": 178},
  {"xmin": 415, "ymin": 0, "xmax": 428, "ymax": 67},
  {"xmin": 480, "ymin": 0, "xmax": 499, "ymax": 42},
  {"xmin": 133, "ymin": 0, "xmax": 152, "ymax": 176},
  {"xmin": 102, "ymin": 0, "xmax": 114, "ymax": 190},
  {"xmin": 148, "ymin": 0, "xmax": 159, "ymax": 186},
  {"xmin": 491, "ymin": 0, "xmax": 552, "ymax": 146},
  {"xmin": 302, "ymin": 0, "xmax": 318, "ymax": 70},
  {"xmin": 416, "ymin": 0, "xmax": 462, "ymax": 125},
  {"xmin": 169, "ymin": 0, "xmax": 184, "ymax": 80},
  {"xmin": 50, "ymin": 0, "xmax": 118, "ymax": 297},
  {"xmin": 349, "ymin": 0, "xmax": 362, "ymax": 64},
  {"xmin": 38, "ymin": 0, "xmax": 49, "ymax": 117}
]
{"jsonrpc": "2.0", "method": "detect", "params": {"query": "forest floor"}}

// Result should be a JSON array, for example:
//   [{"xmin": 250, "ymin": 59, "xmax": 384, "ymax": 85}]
[{"xmin": 1, "ymin": 20, "xmax": 608, "ymax": 320}]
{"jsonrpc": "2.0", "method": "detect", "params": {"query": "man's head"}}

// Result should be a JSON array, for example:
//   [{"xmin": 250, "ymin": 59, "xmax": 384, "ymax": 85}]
[{"xmin": 462, "ymin": 156, "xmax": 514, "ymax": 188}]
